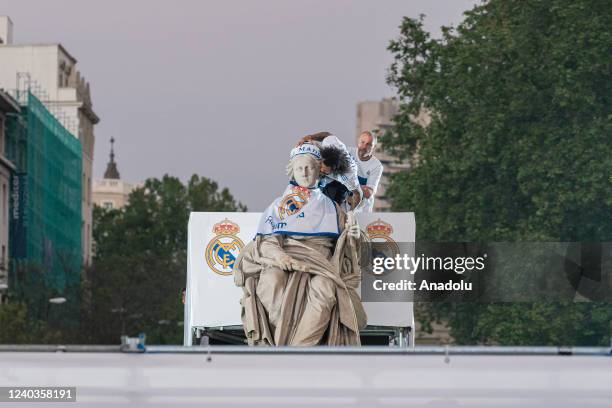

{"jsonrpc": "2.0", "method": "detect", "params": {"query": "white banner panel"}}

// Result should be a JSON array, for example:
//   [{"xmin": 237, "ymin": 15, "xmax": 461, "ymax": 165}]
[
  {"xmin": 358, "ymin": 212, "xmax": 416, "ymax": 328},
  {"xmin": 185, "ymin": 212, "xmax": 416, "ymax": 345}
]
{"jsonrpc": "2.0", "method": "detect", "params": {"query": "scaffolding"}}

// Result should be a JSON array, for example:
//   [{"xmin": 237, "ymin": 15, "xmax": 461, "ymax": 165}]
[{"xmin": 7, "ymin": 91, "xmax": 82, "ymax": 296}]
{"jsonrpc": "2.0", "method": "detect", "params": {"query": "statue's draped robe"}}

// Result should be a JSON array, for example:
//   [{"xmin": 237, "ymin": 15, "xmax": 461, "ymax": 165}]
[{"xmin": 234, "ymin": 214, "xmax": 368, "ymax": 346}]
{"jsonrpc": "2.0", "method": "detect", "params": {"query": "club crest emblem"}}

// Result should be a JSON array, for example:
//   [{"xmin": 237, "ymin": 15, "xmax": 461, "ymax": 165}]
[
  {"xmin": 367, "ymin": 219, "xmax": 400, "ymax": 274},
  {"xmin": 277, "ymin": 186, "xmax": 311, "ymax": 220},
  {"xmin": 205, "ymin": 218, "xmax": 245, "ymax": 276},
  {"xmin": 366, "ymin": 219, "xmax": 396, "ymax": 243}
]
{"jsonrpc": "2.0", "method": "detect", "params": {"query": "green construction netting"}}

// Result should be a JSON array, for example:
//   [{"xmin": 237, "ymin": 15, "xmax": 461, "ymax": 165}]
[{"xmin": 8, "ymin": 91, "xmax": 82, "ymax": 292}]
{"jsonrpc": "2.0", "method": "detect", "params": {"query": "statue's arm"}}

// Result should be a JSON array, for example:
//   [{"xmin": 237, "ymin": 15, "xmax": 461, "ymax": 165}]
[
  {"xmin": 260, "ymin": 236, "xmax": 308, "ymax": 272},
  {"xmin": 260, "ymin": 235, "xmax": 287, "ymax": 260},
  {"xmin": 345, "ymin": 211, "xmax": 361, "ymax": 239}
]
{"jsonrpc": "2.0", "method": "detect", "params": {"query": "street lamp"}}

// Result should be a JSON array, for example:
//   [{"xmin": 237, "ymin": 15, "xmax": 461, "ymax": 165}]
[{"xmin": 46, "ymin": 297, "xmax": 67, "ymax": 330}]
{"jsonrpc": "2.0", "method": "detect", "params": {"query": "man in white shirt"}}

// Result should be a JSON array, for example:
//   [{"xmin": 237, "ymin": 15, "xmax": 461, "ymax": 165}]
[{"xmin": 347, "ymin": 131, "xmax": 383, "ymax": 213}]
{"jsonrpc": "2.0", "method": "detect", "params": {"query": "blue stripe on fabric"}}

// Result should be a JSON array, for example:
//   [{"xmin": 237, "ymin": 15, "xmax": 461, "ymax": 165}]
[{"xmin": 256, "ymin": 231, "xmax": 340, "ymax": 237}]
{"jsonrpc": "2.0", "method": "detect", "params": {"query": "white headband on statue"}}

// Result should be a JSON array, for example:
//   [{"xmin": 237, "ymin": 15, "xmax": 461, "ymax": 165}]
[{"xmin": 289, "ymin": 143, "xmax": 322, "ymax": 160}]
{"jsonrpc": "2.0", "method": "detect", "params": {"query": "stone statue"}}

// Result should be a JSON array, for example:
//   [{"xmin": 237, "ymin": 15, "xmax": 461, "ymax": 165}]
[{"xmin": 234, "ymin": 143, "xmax": 367, "ymax": 346}]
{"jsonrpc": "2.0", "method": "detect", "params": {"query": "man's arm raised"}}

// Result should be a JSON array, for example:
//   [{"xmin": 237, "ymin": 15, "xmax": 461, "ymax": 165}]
[{"xmin": 296, "ymin": 131, "xmax": 332, "ymax": 146}]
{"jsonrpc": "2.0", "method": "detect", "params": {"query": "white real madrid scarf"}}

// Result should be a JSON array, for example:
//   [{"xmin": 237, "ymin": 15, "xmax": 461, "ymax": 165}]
[{"xmin": 256, "ymin": 184, "xmax": 340, "ymax": 237}]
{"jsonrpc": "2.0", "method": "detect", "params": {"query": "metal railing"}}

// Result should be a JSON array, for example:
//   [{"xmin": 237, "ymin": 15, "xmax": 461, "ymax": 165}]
[{"xmin": 0, "ymin": 344, "xmax": 610, "ymax": 356}]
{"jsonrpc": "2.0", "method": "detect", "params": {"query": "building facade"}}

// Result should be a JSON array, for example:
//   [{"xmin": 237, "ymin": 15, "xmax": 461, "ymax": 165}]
[
  {"xmin": 0, "ymin": 16, "xmax": 98, "ymax": 266},
  {"xmin": 93, "ymin": 138, "xmax": 140, "ymax": 210},
  {"xmin": 0, "ymin": 91, "xmax": 83, "ymax": 321},
  {"xmin": 0, "ymin": 90, "xmax": 20, "ymax": 303},
  {"xmin": 3, "ymin": 91, "xmax": 82, "ymax": 303}
]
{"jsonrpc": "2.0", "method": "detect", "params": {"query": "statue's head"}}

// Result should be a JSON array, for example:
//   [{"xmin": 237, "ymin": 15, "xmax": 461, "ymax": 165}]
[
  {"xmin": 288, "ymin": 144, "xmax": 321, "ymax": 188},
  {"xmin": 291, "ymin": 154, "xmax": 320, "ymax": 187}
]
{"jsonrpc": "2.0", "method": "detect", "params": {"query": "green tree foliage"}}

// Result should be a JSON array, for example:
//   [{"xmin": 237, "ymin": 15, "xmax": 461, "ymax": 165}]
[
  {"xmin": 0, "ymin": 302, "xmax": 35, "ymax": 343},
  {"xmin": 82, "ymin": 175, "xmax": 246, "ymax": 344},
  {"xmin": 0, "ymin": 300, "xmax": 70, "ymax": 344},
  {"xmin": 2, "ymin": 260, "xmax": 81, "ymax": 344},
  {"xmin": 383, "ymin": 0, "xmax": 612, "ymax": 345}
]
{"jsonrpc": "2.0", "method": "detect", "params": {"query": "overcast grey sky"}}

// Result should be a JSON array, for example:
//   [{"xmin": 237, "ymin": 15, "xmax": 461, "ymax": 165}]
[{"xmin": 5, "ymin": 0, "xmax": 477, "ymax": 210}]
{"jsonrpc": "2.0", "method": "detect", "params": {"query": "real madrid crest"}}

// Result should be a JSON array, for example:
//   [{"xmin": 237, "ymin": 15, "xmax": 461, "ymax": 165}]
[
  {"xmin": 366, "ymin": 219, "xmax": 400, "ymax": 274},
  {"xmin": 277, "ymin": 186, "xmax": 311, "ymax": 220},
  {"xmin": 366, "ymin": 219, "xmax": 396, "ymax": 243},
  {"xmin": 205, "ymin": 218, "xmax": 245, "ymax": 276}
]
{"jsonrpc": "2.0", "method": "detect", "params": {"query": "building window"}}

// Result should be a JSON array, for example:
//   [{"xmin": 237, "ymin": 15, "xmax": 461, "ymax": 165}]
[{"xmin": 103, "ymin": 201, "xmax": 114, "ymax": 210}]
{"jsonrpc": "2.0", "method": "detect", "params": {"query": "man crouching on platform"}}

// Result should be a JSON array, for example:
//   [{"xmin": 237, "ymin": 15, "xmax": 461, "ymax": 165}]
[{"xmin": 233, "ymin": 142, "xmax": 368, "ymax": 346}]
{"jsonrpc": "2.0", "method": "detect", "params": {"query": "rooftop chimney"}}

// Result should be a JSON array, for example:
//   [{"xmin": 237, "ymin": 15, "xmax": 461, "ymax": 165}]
[{"xmin": 0, "ymin": 16, "xmax": 14, "ymax": 45}]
